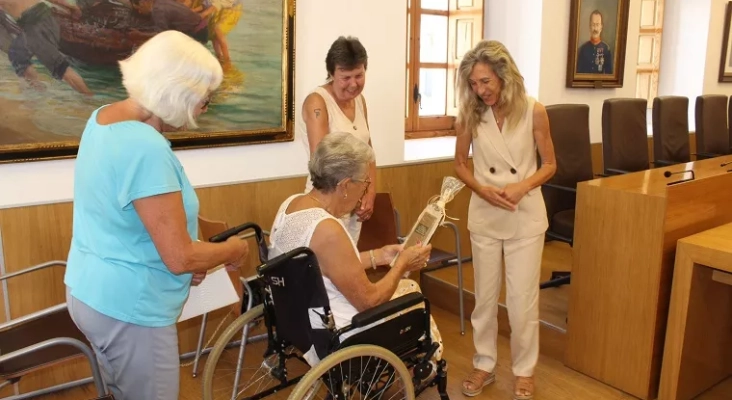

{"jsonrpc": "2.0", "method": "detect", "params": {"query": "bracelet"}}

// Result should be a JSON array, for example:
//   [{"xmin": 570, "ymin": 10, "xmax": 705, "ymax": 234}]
[{"xmin": 369, "ymin": 250, "xmax": 377, "ymax": 269}]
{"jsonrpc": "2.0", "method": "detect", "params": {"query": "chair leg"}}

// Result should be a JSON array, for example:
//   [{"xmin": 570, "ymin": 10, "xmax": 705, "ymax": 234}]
[
  {"xmin": 192, "ymin": 312, "xmax": 208, "ymax": 377},
  {"xmin": 443, "ymin": 221, "xmax": 465, "ymax": 335},
  {"xmin": 540, "ymin": 272, "xmax": 571, "ymax": 289}
]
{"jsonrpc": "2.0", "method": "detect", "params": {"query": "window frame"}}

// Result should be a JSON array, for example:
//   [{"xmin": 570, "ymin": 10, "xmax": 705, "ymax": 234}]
[{"xmin": 405, "ymin": 0, "xmax": 484, "ymax": 139}]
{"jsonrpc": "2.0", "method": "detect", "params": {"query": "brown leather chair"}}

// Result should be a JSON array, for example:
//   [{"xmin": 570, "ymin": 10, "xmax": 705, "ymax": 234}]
[
  {"xmin": 601, "ymin": 98, "xmax": 651, "ymax": 175},
  {"xmin": 652, "ymin": 96, "xmax": 691, "ymax": 166},
  {"xmin": 0, "ymin": 261, "xmax": 112, "ymax": 400},
  {"xmin": 358, "ymin": 193, "xmax": 467, "ymax": 334},
  {"xmin": 539, "ymin": 104, "xmax": 593, "ymax": 289},
  {"xmin": 694, "ymin": 94, "xmax": 730, "ymax": 159}
]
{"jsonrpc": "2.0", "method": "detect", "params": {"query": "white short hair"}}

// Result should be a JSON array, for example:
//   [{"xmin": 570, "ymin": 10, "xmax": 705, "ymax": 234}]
[{"xmin": 119, "ymin": 30, "xmax": 223, "ymax": 128}]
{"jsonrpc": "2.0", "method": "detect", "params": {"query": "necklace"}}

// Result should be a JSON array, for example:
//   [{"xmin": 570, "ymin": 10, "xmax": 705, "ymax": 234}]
[{"xmin": 308, "ymin": 193, "xmax": 333, "ymax": 215}]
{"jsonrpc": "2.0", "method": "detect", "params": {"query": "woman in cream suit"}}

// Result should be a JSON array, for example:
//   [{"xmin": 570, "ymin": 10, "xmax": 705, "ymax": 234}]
[{"xmin": 454, "ymin": 40, "xmax": 556, "ymax": 400}]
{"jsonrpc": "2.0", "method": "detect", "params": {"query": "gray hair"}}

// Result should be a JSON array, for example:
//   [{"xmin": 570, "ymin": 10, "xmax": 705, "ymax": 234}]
[{"xmin": 309, "ymin": 132, "xmax": 374, "ymax": 192}]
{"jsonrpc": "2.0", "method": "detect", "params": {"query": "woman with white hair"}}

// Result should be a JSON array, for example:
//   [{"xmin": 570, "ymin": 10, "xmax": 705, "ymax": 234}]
[
  {"xmin": 454, "ymin": 40, "xmax": 556, "ymax": 400},
  {"xmin": 63, "ymin": 30, "xmax": 249, "ymax": 400},
  {"xmin": 269, "ymin": 131, "xmax": 443, "ymax": 367}
]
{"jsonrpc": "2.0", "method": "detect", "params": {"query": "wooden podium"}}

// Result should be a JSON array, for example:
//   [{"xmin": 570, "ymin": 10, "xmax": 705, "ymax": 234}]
[{"xmin": 564, "ymin": 155, "xmax": 732, "ymax": 399}]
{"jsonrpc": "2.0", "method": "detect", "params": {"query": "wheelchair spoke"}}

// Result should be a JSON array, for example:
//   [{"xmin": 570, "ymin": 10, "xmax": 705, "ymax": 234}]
[{"xmin": 289, "ymin": 345, "xmax": 414, "ymax": 400}]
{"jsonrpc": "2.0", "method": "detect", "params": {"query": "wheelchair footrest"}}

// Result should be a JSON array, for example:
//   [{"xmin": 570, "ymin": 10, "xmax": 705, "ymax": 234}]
[{"xmin": 351, "ymin": 292, "xmax": 424, "ymax": 328}]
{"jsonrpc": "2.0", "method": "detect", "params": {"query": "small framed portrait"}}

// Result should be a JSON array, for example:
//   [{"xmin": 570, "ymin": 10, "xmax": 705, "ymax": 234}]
[
  {"xmin": 566, "ymin": 0, "xmax": 630, "ymax": 88},
  {"xmin": 718, "ymin": 1, "xmax": 732, "ymax": 82}
]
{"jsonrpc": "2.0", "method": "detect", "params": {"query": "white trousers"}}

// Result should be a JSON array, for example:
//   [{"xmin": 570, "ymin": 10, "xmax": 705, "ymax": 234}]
[{"xmin": 469, "ymin": 232, "xmax": 544, "ymax": 377}]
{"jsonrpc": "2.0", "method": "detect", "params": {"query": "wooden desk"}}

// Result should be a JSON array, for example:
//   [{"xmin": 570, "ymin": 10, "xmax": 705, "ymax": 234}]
[
  {"xmin": 565, "ymin": 155, "xmax": 732, "ymax": 399},
  {"xmin": 659, "ymin": 223, "xmax": 732, "ymax": 400}
]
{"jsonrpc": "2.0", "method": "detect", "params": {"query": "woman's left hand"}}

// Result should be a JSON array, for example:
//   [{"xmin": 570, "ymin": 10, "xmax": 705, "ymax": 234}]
[
  {"xmin": 191, "ymin": 272, "xmax": 206, "ymax": 286},
  {"xmin": 379, "ymin": 244, "xmax": 403, "ymax": 266},
  {"xmin": 356, "ymin": 190, "xmax": 376, "ymax": 221},
  {"xmin": 501, "ymin": 182, "xmax": 530, "ymax": 205}
]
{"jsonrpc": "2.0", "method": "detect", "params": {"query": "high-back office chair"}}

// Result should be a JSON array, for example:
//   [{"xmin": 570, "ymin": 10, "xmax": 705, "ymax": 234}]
[
  {"xmin": 695, "ymin": 94, "xmax": 730, "ymax": 159},
  {"xmin": 357, "ymin": 193, "xmax": 467, "ymax": 335},
  {"xmin": 539, "ymin": 104, "xmax": 593, "ymax": 289},
  {"xmin": 601, "ymin": 98, "xmax": 651, "ymax": 175},
  {"xmin": 652, "ymin": 96, "xmax": 691, "ymax": 166}
]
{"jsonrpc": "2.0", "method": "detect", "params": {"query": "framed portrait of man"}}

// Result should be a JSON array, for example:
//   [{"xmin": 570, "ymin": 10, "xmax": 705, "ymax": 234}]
[
  {"xmin": 718, "ymin": 1, "xmax": 732, "ymax": 82},
  {"xmin": 566, "ymin": 0, "xmax": 630, "ymax": 88}
]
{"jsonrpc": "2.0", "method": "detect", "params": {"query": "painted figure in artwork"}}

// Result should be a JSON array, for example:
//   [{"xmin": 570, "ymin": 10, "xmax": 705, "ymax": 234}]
[
  {"xmin": 576, "ymin": 9, "xmax": 613, "ymax": 74},
  {"xmin": 0, "ymin": 0, "xmax": 92, "ymax": 95}
]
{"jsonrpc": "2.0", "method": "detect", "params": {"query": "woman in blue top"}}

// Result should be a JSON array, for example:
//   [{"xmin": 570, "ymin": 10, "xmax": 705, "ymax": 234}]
[{"xmin": 63, "ymin": 30, "xmax": 249, "ymax": 400}]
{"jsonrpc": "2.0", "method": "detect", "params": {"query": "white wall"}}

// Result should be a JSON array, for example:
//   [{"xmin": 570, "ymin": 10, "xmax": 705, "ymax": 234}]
[
  {"xmin": 0, "ymin": 0, "xmax": 406, "ymax": 209},
  {"xmin": 657, "ymin": 0, "xmax": 711, "ymax": 129},
  {"xmin": 538, "ymin": 0, "xmax": 642, "ymax": 143},
  {"xmin": 483, "ymin": 0, "xmax": 544, "ymax": 98}
]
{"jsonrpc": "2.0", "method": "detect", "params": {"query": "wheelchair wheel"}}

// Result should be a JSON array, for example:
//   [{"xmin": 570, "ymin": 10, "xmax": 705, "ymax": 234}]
[
  {"xmin": 288, "ymin": 345, "xmax": 415, "ymax": 400},
  {"xmin": 202, "ymin": 304, "xmax": 307, "ymax": 400}
]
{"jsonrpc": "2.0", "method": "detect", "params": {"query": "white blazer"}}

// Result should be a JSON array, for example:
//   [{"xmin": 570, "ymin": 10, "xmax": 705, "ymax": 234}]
[{"xmin": 467, "ymin": 97, "xmax": 548, "ymax": 240}]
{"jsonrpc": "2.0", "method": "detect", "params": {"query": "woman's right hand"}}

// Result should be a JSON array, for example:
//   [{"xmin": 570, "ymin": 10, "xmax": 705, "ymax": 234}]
[
  {"xmin": 224, "ymin": 236, "xmax": 249, "ymax": 271},
  {"xmin": 478, "ymin": 185, "xmax": 516, "ymax": 211},
  {"xmin": 399, "ymin": 243, "xmax": 433, "ymax": 272}
]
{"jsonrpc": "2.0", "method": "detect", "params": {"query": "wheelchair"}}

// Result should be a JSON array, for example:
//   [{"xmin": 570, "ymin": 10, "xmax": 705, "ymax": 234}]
[
  {"xmin": 0, "ymin": 261, "xmax": 112, "ymax": 400},
  {"xmin": 200, "ymin": 223, "xmax": 449, "ymax": 400}
]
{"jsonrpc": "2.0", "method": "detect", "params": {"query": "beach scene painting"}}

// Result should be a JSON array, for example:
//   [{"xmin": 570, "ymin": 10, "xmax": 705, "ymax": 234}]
[{"xmin": 0, "ymin": 0, "xmax": 294, "ymax": 163}]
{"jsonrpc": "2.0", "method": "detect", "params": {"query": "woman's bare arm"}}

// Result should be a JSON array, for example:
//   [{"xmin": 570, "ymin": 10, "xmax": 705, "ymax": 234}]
[{"xmin": 134, "ymin": 192, "xmax": 248, "ymax": 275}]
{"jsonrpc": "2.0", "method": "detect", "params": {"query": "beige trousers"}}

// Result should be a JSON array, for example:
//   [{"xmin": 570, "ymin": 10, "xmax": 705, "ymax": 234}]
[{"xmin": 469, "ymin": 232, "xmax": 544, "ymax": 377}]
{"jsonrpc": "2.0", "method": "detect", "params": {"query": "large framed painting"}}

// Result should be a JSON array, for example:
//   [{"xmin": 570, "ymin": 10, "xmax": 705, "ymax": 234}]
[
  {"xmin": 566, "ymin": 0, "xmax": 629, "ymax": 88},
  {"xmin": 719, "ymin": 1, "xmax": 732, "ymax": 82},
  {"xmin": 0, "ymin": 0, "xmax": 295, "ymax": 163}
]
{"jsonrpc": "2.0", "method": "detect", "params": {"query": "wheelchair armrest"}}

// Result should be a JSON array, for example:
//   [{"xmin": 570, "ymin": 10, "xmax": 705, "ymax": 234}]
[
  {"xmin": 351, "ymin": 292, "xmax": 424, "ymax": 328},
  {"xmin": 542, "ymin": 182, "xmax": 576, "ymax": 193},
  {"xmin": 0, "ymin": 260, "xmax": 66, "ymax": 282}
]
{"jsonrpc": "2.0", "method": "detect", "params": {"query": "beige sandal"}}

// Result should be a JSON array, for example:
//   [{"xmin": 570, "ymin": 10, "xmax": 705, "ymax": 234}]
[
  {"xmin": 514, "ymin": 376, "xmax": 535, "ymax": 400},
  {"xmin": 461, "ymin": 368, "xmax": 495, "ymax": 397}
]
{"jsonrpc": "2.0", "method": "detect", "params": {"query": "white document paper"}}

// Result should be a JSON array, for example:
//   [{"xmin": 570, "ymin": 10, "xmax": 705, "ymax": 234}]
[{"xmin": 178, "ymin": 266, "xmax": 240, "ymax": 322}]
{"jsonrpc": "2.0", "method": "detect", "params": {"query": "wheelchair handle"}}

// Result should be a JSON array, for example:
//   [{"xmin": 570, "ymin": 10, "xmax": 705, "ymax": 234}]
[{"xmin": 208, "ymin": 222, "xmax": 264, "ymax": 243}]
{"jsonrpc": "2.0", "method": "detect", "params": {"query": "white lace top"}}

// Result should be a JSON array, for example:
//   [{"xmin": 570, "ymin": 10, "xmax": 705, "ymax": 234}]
[{"xmin": 268, "ymin": 194, "xmax": 362, "ymax": 333}]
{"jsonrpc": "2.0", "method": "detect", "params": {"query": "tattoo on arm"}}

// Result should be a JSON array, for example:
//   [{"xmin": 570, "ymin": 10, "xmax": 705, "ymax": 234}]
[{"xmin": 314, "ymin": 108, "xmax": 321, "ymax": 118}]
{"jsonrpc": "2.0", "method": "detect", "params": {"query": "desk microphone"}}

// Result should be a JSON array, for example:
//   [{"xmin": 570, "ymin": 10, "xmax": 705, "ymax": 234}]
[
  {"xmin": 664, "ymin": 169, "xmax": 695, "ymax": 185},
  {"xmin": 721, "ymin": 160, "xmax": 732, "ymax": 167}
]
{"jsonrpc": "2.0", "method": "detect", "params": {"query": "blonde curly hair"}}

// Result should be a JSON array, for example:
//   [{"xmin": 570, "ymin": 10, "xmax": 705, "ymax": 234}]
[{"xmin": 456, "ymin": 40, "xmax": 528, "ymax": 137}]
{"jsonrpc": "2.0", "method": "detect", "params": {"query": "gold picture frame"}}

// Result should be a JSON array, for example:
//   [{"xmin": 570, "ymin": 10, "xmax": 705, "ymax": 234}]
[
  {"xmin": 566, "ymin": 0, "xmax": 629, "ymax": 88},
  {"xmin": 0, "ymin": 0, "xmax": 296, "ymax": 163}
]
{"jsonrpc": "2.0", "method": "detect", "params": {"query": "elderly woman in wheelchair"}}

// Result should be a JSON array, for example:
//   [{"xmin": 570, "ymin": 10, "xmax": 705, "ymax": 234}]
[{"xmin": 201, "ymin": 132, "xmax": 448, "ymax": 400}]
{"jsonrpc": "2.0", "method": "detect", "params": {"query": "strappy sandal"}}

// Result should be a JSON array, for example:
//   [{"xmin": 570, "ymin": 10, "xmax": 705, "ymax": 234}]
[
  {"xmin": 461, "ymin": 368, "xmax": 495, "ymax": 397},
  {"xmin": 514, "ymin": 376, "xmax": 535, "ymax": 400}
]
